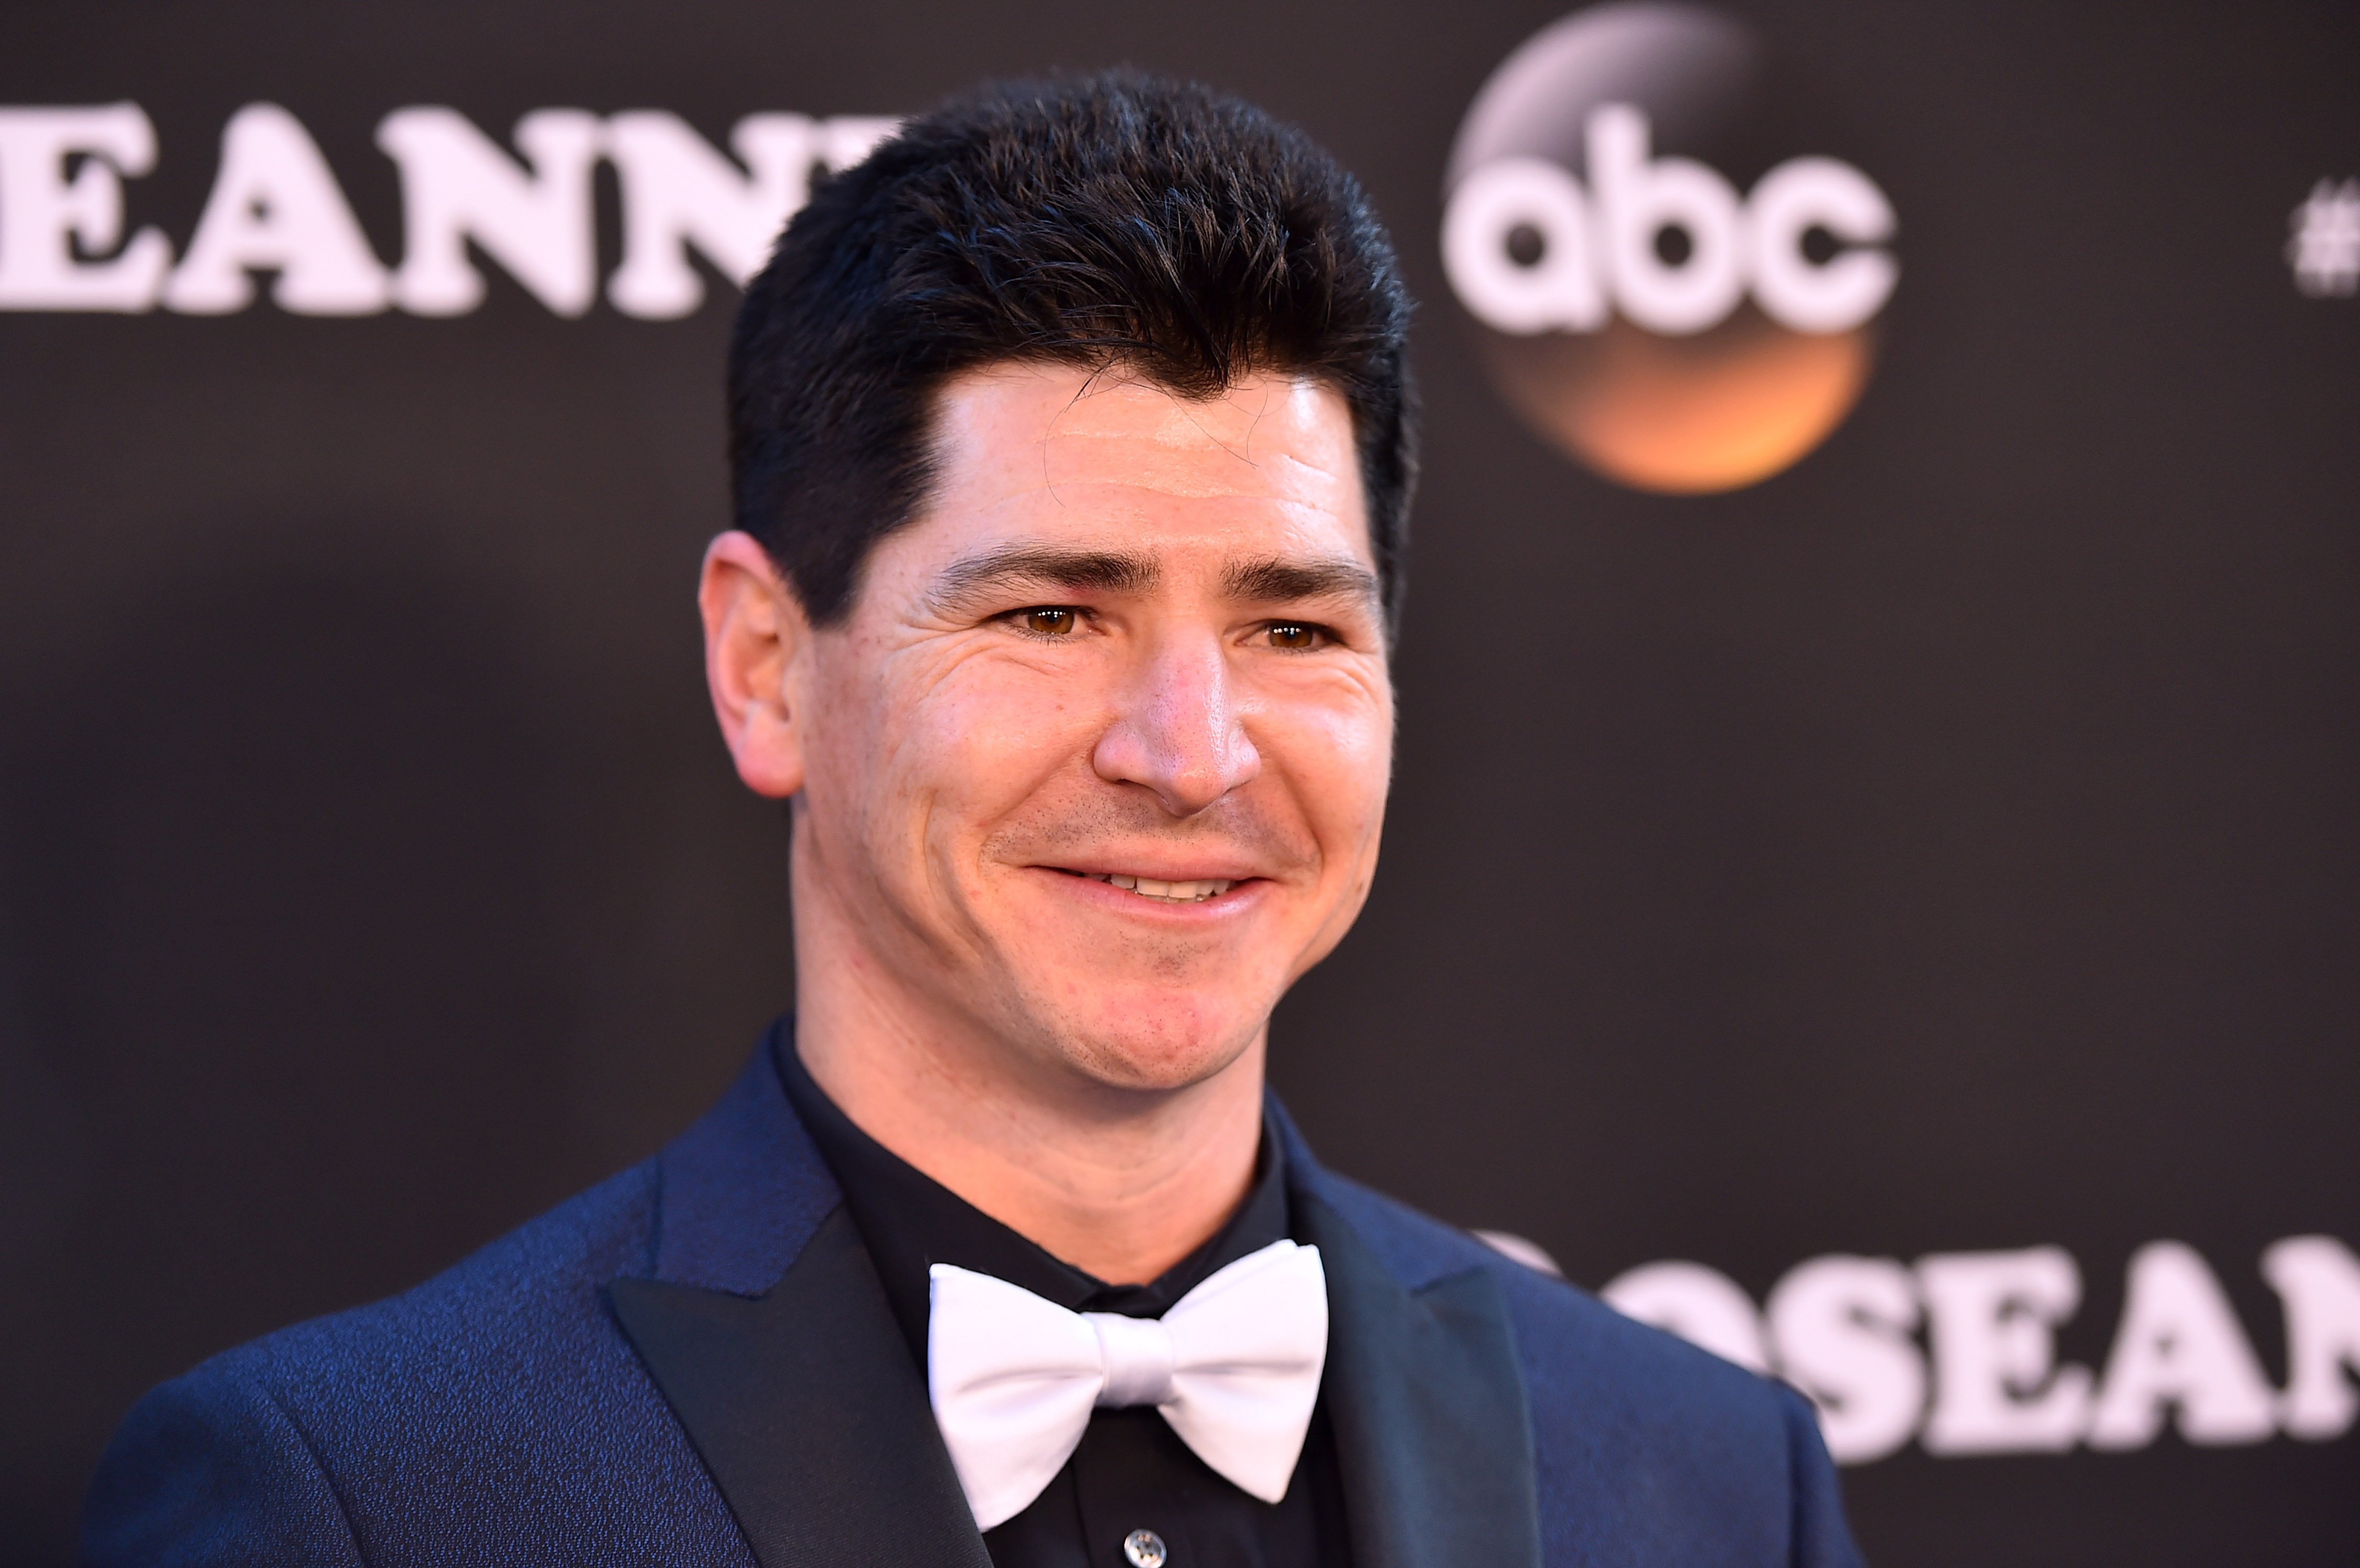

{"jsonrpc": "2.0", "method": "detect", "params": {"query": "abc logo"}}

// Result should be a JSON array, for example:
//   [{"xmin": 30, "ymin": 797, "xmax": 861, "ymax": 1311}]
[{"xmin": 1444, "ymin": 2, "xmax": 1897, "ymax": 493}]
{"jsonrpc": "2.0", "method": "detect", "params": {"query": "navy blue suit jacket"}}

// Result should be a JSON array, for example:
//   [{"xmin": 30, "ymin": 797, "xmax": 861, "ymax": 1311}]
[{"xmin": 84, "ymin": 1036, "xmax": 1865, "ymax": 1567}]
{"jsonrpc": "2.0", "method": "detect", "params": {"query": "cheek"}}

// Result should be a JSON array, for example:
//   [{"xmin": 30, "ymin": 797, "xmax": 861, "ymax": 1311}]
[
  {"xmin": 1268, "ymin": 687, "xmax": 1394, "ymax": 860},
  {"xmin": 861, "ymin": 650, "xmax": 1106, "ymax": 853}
]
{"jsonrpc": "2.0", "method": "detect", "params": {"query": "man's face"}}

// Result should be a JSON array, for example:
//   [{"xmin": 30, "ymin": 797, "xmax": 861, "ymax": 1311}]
[{"xmin": 784, "ymin": 366, "xmax": 1393, "ymax": 1093}]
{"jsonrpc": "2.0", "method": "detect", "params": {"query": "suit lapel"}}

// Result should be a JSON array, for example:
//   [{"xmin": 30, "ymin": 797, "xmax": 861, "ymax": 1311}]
[
  {"xmin": 606, "ymin": 1030, "xmax": 990, "ymax": 1568},
  {"xmin": 610, "ymin": 1208, "xmax": 991, "ymax": 1568},
  {"xmin": 1294, "ymin": 1183, "xmax": 1546, "ymax": 1568}
]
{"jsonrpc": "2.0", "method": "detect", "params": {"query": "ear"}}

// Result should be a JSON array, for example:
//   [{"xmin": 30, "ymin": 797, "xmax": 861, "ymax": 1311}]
[{"xmin": 699, "ymin": 531, "xmax": 812, "ymax": 799}]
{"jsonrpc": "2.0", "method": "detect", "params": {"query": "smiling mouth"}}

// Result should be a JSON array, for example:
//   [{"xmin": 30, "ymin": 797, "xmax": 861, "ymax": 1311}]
[{"xmin": 1063, "ymin": 871, "xmax": 1238, "ymax": 904}]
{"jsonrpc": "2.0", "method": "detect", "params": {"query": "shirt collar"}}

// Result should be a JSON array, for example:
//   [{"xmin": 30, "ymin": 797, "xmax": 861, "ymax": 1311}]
[{"xmin": 771, "ymin": 1028, "xmax": 1292, "ymax": 1366}]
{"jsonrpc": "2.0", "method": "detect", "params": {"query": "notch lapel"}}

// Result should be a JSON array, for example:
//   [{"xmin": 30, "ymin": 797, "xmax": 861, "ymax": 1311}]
[
  {"xmin": 610, "ymin": 1206, "xmax": 992, "ymax": 1568},
  {"xmin": 1296, "ymin": 1189, "xmax": 1546, "ymax": 1568}
]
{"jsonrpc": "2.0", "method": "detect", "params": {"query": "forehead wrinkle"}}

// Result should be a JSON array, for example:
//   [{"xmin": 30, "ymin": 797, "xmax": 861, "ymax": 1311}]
[
  {"xmin": 940, "ymin": 374, "xmax": 1356, "ymax": 515},
  {"xmin": 1049, "ymin": 414, "xmax": 1249, "ymax": 460},
  {"xmin": 956, "ymin": 462, "xmax": 1348, "ymax": 515},
  {"xmin": 950, "ymin": 491, "xmax": 1360, "ymax": 568},
  {"xmin": 1070, "ymin": 425, "xmax": 1343, "ymax": 499},
  {"xmin": 1166, "ymin": 398, "xmax": 1260, "ymax": 470}
]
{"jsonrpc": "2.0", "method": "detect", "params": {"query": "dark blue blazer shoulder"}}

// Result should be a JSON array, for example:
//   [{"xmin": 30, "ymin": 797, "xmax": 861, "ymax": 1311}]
[{"xmin": 82, "ymin": 1043, "xmax": 1863, "ymax": 1568}]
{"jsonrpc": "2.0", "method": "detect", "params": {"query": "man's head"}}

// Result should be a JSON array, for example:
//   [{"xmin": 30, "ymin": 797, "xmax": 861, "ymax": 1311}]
[{"xmin": 702, "ymin": 74, "xmax": 1415, "ymax": 1101}]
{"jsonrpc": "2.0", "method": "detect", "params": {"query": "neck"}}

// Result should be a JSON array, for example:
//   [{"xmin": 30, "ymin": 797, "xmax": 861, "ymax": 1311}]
[{"xmin": 789, "ymin": 876, "xmax": 1265, "ymax": 1287}]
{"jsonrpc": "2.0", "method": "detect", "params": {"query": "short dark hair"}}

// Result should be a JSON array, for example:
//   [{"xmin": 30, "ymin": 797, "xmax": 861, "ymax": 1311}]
[{"xmin": 727, "ymin": 72, "xmax": 1418, "ymax": 630}]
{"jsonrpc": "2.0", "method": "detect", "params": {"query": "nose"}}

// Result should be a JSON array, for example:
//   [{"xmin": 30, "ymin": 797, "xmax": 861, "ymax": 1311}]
[{"xmin": 1090, "ymin": 629, "xmax": 1262, "ymax": 817}]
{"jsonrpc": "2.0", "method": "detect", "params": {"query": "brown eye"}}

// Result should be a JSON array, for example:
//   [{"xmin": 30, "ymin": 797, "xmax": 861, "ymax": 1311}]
[
  {"xmin": 1020, "ymin": 607, "xmax": 1079, "ymax": 636},
  {"xmin": 1265, "ymin": 621, "xmax": 1323, "ymax": 650}
]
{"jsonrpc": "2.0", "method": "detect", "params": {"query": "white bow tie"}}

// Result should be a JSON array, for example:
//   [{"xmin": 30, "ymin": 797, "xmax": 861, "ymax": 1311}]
[{"xmin": 926, "ymin": 1238, "xmax": 1328, "ymax": 1531}]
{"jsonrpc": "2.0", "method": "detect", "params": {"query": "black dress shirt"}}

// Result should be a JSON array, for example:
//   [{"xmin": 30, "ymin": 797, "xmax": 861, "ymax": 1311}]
[{"xmin": 777, "ymin": 1041, "xmax": 1349, "ymax": 1568}]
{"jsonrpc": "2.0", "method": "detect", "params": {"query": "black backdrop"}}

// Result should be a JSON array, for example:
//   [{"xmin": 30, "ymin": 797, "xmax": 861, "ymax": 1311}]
[{"xmin": 4, "ymin": 1, "xmax": 2355, "ymax": 1562}]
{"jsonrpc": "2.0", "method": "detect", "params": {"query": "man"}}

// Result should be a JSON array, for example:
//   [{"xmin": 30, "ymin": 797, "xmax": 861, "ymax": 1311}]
[{"xmin": 84, "ymin": 74, "xmax": 1863, "ymax": 1567}]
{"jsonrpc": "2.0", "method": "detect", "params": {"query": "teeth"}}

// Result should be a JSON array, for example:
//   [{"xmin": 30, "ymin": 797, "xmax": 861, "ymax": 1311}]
[{"xmin": 1083, "ymin": 874, "xmax": 1237, "ymax": 903}]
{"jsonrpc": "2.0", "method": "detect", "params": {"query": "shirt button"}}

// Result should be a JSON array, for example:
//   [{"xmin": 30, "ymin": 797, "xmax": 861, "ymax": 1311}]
[{"xmin": 1122, "ymin": 1528, "xmax": 1168, "ymax": 1568}]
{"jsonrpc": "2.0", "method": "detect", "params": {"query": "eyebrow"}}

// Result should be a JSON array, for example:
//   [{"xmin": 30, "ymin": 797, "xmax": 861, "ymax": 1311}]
[
  {"xmin": 1223, "ymin": 555, "xmax": 1383, "ymax": 613},
  {"xmin": 925, "ymin": 543, "xmax": 1381, "ymax": 618},
  {"xmin": 927, "ymin": 545, "xmax": 1161, "ymax": 615}
]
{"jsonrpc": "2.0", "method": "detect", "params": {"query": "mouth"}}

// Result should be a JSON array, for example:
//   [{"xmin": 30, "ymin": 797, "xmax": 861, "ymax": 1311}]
[{"xmin": 1055, "ymin": 869, "xmax": 1240, "ymax": 904}]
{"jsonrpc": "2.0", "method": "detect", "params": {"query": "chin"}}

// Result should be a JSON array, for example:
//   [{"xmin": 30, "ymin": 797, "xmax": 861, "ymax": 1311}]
[{"xmin": 1029, "ymin": 989, "xmax": 1267, "ymax": 1093}]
